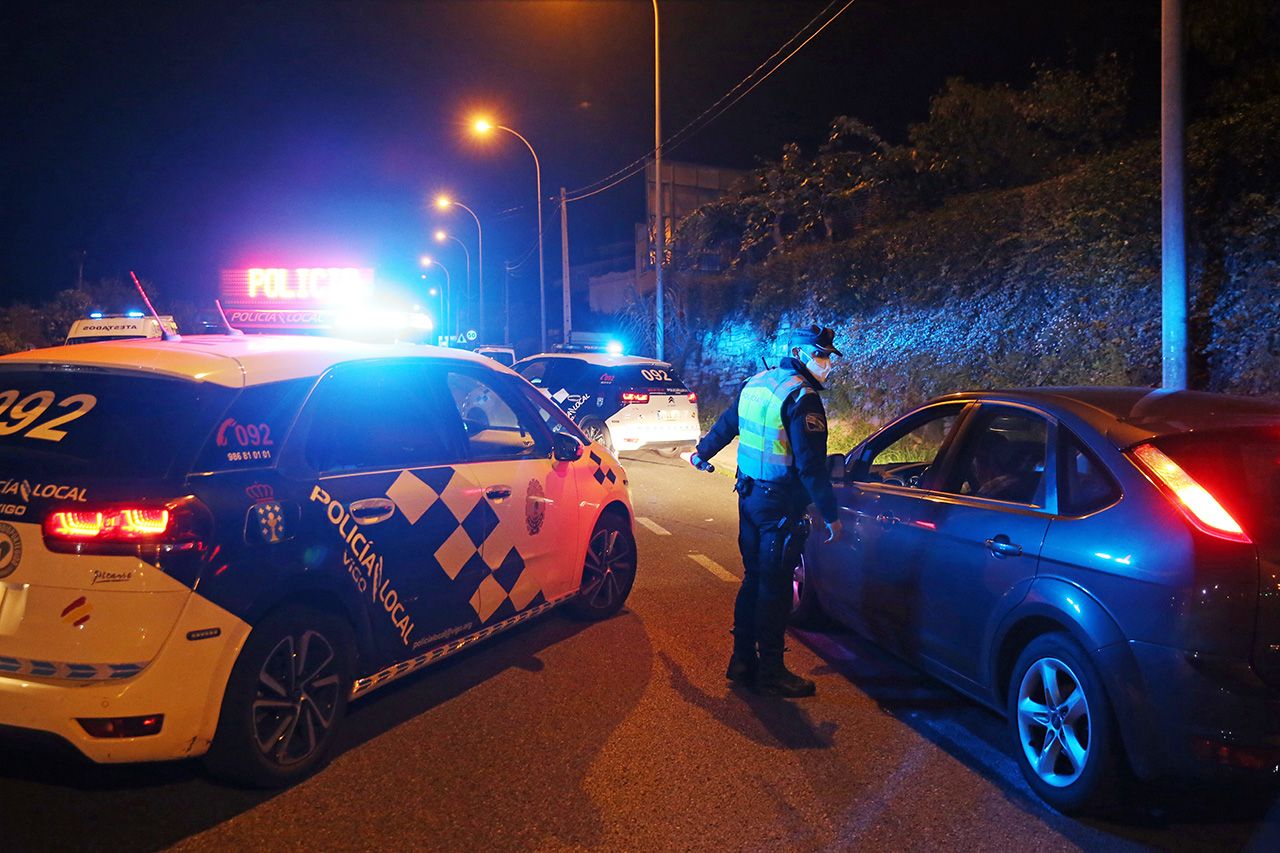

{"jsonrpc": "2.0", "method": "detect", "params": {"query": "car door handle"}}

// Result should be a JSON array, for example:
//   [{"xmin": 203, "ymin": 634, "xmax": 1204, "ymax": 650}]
[
  {"xmin": 986, "ymin": 535, "xmax": 1023, "ymax": 558},
  {"xmin": 485, "ymin": 486, "xmax": 513, "ymax": 501},
  {"xmin": 875, "ymin": 513, "xmax": 898, "ymax": 527},
  {"xmin": 349, "ymin": 498, "xmax": 395, "ymax": 525}
]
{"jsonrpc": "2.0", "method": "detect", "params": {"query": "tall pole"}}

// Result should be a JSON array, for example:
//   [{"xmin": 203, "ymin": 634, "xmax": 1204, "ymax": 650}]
[
  {"xmin": 494, "ymin": 126, "xmax": 545, "ymax": 352},
  {"xmin": 560, "ymin": 187, "xmax": 572, "ymax": 345},
  {"xmin": 438, "ymin": 234, "xmax": 470, "ymax": 331},
  {"xmin": 1161, "ymin": 0, "xmax": 1187, "ymax": 390},
  {"xmin": 652, "ymin": 0, "xmax": 665, "ymax": 361},
  {"xmin": 452, "ymin": 201, "xmax": 484, "ymax": 343},
  {"xmin": 504, "ymin": 261, "xmax": 513, "ymax": 346},
  {"xmin": 424, "ymin": 261, "xmax": 451, "ymax": 340}
]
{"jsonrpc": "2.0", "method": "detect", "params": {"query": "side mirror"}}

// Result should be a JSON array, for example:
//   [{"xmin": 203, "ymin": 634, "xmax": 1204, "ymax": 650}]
[
  {"xmin": 552, "ymin": 431, "xmax": 585, "ymax": 462},
  {"xmin": 827, "ymin": 453, "xmax": 846, "ymax": 482}
]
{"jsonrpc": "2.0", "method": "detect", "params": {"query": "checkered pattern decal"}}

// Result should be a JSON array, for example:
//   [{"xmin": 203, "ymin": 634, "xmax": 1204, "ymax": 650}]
[
  {"xmin": 352, "ymin": 599, "xmax": 561, "ymax": 698},
  {"xmin": 588, "ymin": 450, "xmax": 618, "ymax": 486},
  {"xmin": 0, "ymin": 655, "xmax": 144, "ymax": 681},
  {"xmin": 384, "ymin": 467, "xmax": 545, "ymax": 624}
]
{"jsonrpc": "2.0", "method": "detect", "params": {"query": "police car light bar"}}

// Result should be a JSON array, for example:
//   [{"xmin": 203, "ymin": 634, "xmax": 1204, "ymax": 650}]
[{"xmin": 621, "ymin": 392, "xmax": 649, "ymax": 404}]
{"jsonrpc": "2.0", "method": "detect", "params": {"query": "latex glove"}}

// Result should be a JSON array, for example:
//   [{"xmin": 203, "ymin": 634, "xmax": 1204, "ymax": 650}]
[
  {"xmin": 685, "ymin": 451, "xmax": 715, "ymax": 473},
  {"xmin": 824, "ymin": 519, "xmax": 843, "ymax": 543}
]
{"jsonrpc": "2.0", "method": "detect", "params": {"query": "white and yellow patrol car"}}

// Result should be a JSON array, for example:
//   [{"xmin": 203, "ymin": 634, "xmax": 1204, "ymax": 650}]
[{"xmin": 0, "ymin": 335, "xmax": 635, "ymax": 786}]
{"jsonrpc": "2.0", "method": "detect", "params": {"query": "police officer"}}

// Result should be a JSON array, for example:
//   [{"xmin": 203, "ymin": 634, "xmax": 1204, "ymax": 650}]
[{"xmin": 690, "ymin": 324, "xmax": 842, "ymax": 698}]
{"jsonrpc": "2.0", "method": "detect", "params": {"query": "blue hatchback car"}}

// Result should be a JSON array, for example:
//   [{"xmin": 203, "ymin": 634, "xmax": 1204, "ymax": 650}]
[{"xmin": 794, "ymin": 388, "xmax": 1280, "ymax": 814}]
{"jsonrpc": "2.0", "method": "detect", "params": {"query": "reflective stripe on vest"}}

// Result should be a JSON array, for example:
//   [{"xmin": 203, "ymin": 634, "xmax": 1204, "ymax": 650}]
[{"xmin": 736, "ymin": 369, "xmax": 814, "ymax": 482}]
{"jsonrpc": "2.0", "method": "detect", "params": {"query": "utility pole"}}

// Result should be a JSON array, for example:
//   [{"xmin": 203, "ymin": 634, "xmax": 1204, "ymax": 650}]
[
  {"xmin": 504, "ymin": 261, "xmax": 513, "ymax": 346},
  {"xmin": 1162, "ymin": 0, "xmax": 1188, "ymax": 389},
  {"xmin": 652, "ymin": 0, "xmax": 665, "ymax": 361},
  {"xmin": 560, "ymin": 187, "xmax": 572, "ymax": 346}
]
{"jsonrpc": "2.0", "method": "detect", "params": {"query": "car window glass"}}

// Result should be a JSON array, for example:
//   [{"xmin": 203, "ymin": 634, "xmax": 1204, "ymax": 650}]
[
  {"xmin": 1058, "ymin": 431, "xmax": 1119, "ymax": 516},
  {"xmin": 516, "ymin": 359, "xmax": 551, "ymax": 386},
  {"xmin": 303, "ymin": 363, "xmax": 462, "ymax": 473},
  {"xmin": 861, "ymin": 407, "xmax": 960, "ymax": 487},
  {"xmin": 446, "ymin": 370, "xmax": 550, "ymax": 461},
  {"xmin": 195, "ymin": 378, "xmax": 313, "ymax": 472},
  {"xmin": 944, "ymin": 408, "xmax": 1049, "ymax": 505},
  {"xmin": 525, "ymin": 385, "xmax": 589, "ymax": 440}
]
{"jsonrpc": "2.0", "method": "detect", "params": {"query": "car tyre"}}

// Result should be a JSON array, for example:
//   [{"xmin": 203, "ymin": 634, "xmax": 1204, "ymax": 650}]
[
  {"xmin": 1007, "ymin": 633, "xmax": 1123, "ymax": 815},
  {"xmin": 789, "ymin": 552, "xmax": 831, "ymax": 630},
  {"xmin": 581, "ymin": 419, "xmax": 614, "ymax": 455},
  {"xmin": 567, "ymin": 513, "xmax": 636, "ymax": 621},
  {"xmin": 205, "ymin": 606, "xmax": 354, "ymax": 788}
]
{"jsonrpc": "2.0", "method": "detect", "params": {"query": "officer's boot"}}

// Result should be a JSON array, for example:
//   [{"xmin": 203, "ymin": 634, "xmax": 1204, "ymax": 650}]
[
  {"xmin": 725, "ymin": 639, "xmax": 758, "ymax": 686},
  {"xmin": 753, "ymin": 650, "xmax": 816, "ymax": 698}
]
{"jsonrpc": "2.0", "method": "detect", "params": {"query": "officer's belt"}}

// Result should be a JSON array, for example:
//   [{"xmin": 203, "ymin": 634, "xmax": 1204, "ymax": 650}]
[{"xmin": 736, "ymin": 474, "xmax": 798, "ymax": 493}]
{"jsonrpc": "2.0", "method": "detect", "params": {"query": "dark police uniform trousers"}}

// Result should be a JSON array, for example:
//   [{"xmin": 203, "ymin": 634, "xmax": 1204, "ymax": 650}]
[{"xmin": 696, "ymin": 359, "xmax": 840, "ymax": 656}]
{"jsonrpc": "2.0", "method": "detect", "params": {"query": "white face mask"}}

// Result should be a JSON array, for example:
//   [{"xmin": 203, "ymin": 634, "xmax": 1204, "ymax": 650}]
[{"xmin": 801, "ymin": 350, "xmax": 833, "ymax": 383}]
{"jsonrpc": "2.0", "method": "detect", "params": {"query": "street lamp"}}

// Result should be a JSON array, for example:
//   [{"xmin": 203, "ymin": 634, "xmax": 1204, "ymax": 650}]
[
  {"xmin": 434, "ymin": 228, "xmax": 471, "ymax": 329},
  {"xmin": 471, "ymin": 117, "xmax": 547, "ymax": 352},
  {"xmin": 420, "ymin": 255, "xmax": 452, "ymax": 339},
  {"xmin": 434, "ymin": 194, "xmax": 485, "ymax": 342}
]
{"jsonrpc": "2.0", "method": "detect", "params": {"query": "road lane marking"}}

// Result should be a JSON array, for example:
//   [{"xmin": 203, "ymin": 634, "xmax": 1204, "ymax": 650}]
[
  {"xmin": 636, "ymin": 516, "xmax": 671, "ymax": 536},
  {"xmin": 688, "ymin": 553, "xmax": 737, "ymax": 582}
]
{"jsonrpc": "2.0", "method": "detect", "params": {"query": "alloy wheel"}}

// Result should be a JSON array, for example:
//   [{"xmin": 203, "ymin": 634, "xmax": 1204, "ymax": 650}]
[
  {"xmin": 1016, "ymin": 656, "xmax": 1092, "ymax": 788},
  {"xmin": 252, "ymin": 629, "xmax": 342, "ymax": 767},
  {"xmin": 580, "ymin": 527, "xmax": 634, "ymax": 611}
]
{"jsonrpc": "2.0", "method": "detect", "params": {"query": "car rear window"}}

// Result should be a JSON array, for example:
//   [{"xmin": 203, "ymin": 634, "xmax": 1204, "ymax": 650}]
[
  {"xmin": 193, "ymin": 378, "xmax": 314, "ymax": 472},
  {"xmin": 1154, "ymin": 427, "xmax": 1280, "ymax": 546},
  {"xmin": 615, "ymin": 365, "xmax": 689, "ymax": 394},
  {"xmin": 0, "ymin": 367, "xmax": 236, "ymax": 478}
]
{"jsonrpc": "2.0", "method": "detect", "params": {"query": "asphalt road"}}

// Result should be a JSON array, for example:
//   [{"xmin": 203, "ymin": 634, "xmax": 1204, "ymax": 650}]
[{"xmin": 4, "ymin": 452, "xmax": 1280, "ymax": 852}]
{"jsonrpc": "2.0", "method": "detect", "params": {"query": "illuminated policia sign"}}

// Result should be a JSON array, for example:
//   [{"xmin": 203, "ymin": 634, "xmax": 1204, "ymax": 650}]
[{"xmin": 219, "ymin": 267, "xmax": 375, "ymax": 330}]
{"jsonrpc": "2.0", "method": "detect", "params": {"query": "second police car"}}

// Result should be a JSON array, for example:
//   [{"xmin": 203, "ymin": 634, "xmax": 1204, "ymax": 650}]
[
  {"xmin": 0, "ymin": 335, "xmax": 635, "ymax": 786},
  {"xmin": 514, "ymin": 353, "xmax": 701, "ymax": 456}
]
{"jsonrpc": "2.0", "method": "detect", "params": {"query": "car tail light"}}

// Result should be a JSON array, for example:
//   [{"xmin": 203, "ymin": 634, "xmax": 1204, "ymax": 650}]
[
  {"xmin": 621, "ymin": 391, "xmax": 650, "ymax": 404},
  {"xmin": 1130, "ymin": 443, "xmax": 1251, "ymax": 543},
  {"xmin": 687, "ymin": 392, "xmax": 698, "ymax": 404},
  {"xmin": 43, "ymin": 497, "xmax": 211, "ymax": 556},
  {"xmin": 47, "ymin": 508, "xmax": 170, "ymax": 540}
]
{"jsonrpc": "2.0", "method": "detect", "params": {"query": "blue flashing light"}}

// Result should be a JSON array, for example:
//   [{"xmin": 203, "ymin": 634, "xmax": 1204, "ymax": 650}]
[
  {"xmin": 126, "ymin": 310, "xmax": 145, "ymax": 318},
  {"xmin": 606, "ymin": 340, "xmax": 624, "ymax": 355},
  {"xmin": 89, "ymin": 312, "xmax": 103, "ymax": 319}
]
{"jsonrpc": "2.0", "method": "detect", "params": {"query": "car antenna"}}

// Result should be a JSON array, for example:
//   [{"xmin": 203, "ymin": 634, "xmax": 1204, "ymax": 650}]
[
  {"xmin": 214, "ymin": 299, "xmax": 244, "ymax": 336},
  {"xmin": 129, "ymin": 271, "xmax": 181, "ymax": 341}
]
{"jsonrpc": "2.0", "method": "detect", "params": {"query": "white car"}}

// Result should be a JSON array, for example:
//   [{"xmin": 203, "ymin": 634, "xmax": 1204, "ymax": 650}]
[
  {"xmin": 0, "ymin": 335, "xmax": 635, "ymax": 786},
  {"xmin": 513, "ymin": 353, "xmax": 701, "ymax": 456},
  {"xmin": 64, "ymin": 314, "xmax": 178, "ymax": 344}
]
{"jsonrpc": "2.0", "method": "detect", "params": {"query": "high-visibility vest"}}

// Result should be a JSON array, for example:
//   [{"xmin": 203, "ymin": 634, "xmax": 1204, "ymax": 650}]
[{"xmin": 737, "ymin": 368, "xmax": 815, "ymax": 482}]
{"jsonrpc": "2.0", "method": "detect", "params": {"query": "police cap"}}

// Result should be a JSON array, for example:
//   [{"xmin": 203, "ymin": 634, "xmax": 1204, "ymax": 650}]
[{"xmin": 789, "ymin": 324, "xmax": 842, "ymax": 357}]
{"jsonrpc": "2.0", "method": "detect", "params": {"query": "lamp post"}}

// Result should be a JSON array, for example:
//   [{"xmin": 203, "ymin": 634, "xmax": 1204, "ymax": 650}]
[
  {"xmin": 652, "ymin": 0, "xmax": 665, "ymax": 361},
  {"xmin": 472, "ymin": 118, "xmax": 546, "ymax": 352},
  {"xmin": 434, "ymin": 229, "xmax": 471, "ymax": 330},
  {"xmin": 420, "ymin": 255, "xmax": 452, "ymax": 340},
  {"xmin": 434, "ymin": 195, "xmax": 485, "ymax": 341}
]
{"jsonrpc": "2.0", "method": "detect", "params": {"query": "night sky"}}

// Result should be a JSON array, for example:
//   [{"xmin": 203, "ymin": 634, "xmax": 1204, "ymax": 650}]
[{"xmin": 3, "ymin": 0, "xmax": 1157, "ymax": 315}]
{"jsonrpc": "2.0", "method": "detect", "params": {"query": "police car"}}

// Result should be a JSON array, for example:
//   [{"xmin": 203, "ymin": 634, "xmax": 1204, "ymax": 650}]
[
  {"xmin": 0, "ymin": 335, "xmax": 635, "ymax": 786},
  {"xmin": 513, "ymin": 354, "xmax": 700, "ymax": 456},
  {"xmin": 64, "ymin": 314, "xmax": 179, "ymax": 345}
]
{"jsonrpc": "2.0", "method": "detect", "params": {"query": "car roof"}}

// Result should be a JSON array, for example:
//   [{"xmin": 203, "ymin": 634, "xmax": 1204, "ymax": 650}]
[
  {"xmin": 514, "ymin": 352, "xmax": 672, "ymax": 369},
  {"xmin": 0, "ymin": 334, "xmax": 500, "ymax": 388},
  {"xmin": 930, "ymin": 387, "xmax": 1280, "ymax": 447}
]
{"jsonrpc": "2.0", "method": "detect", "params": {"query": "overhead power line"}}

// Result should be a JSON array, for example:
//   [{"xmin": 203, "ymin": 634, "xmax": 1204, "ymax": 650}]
[{"xmin": 564, "ymin": 0, "xmax": 857, "ymax": 203}]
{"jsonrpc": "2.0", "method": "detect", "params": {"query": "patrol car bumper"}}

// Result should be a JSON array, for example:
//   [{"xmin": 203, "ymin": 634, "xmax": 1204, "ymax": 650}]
[
  {"xmin": 609, "ymin": 421, "xmax": 700, "ymax": 452},
  {"xmin": 0, "ymin": 593, "xmax": 250, "ymax": 764}
]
